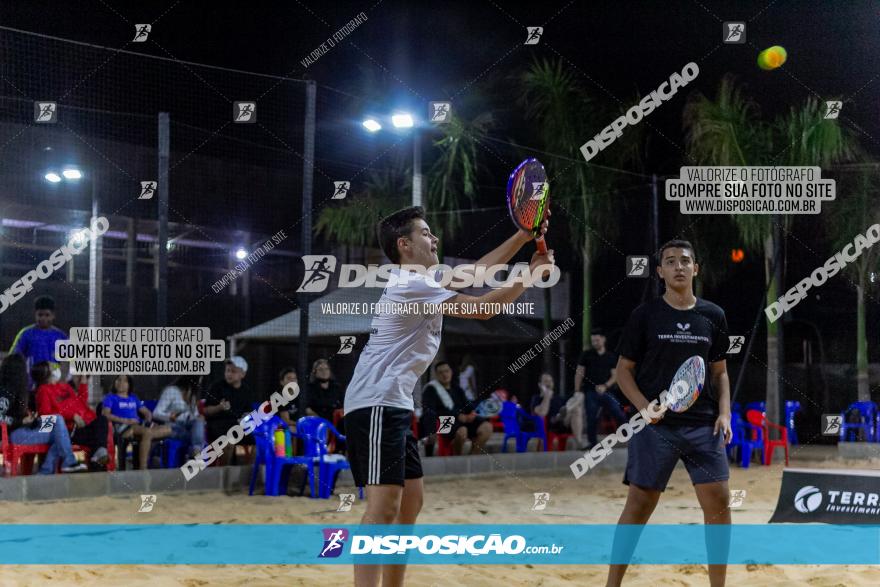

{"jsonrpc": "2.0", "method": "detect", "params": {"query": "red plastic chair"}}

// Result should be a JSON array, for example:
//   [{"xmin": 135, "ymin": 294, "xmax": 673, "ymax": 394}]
[
  {"xmin": 488, "ymin": 390, "xmax": 508, "ymax": 432},
  {"xmin": 545, "ymin": 417, "xmax": 573, "ymax": 451},
  {"xmin": 328, "ymin": 408, "xmax": 345, "ymax": 454},
  {"xmin": 436, "ymin": 432, "xmax": 454, "ymax": 456},
  {"xmin": 1, "ymin": 421, "xmax": 50, "ymax": 476},
  {"xmin": 746, "ymin": 409, "xmax": 789, "ymax": 466}
]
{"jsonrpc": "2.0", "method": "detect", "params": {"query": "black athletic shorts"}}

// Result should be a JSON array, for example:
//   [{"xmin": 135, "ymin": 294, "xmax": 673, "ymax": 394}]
[
  {"xmin": 624, "ymin": 424, "xmax": 729, "ymax": 492},
  {"xmin": 345, "ymin": 406, "xmax": 423, "ymax": 487},
  {"xmin": 454, "ymin": 416, "xmax": 487, "ymax": 439}
]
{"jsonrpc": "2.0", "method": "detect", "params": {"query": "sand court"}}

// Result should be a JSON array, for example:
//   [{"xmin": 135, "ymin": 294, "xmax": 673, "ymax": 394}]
[{"xmin": 3, "ymin": 447, "xmax": 879, "ymax": 586}]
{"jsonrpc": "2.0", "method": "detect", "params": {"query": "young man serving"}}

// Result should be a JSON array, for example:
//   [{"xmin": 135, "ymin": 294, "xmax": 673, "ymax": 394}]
[
  {"xmin": 344, "ymin": 206, "xmax": 552, "ymax": 587},
  {"xmin": 607, "ymin": 240, "xmax": 733, "ymax": 587}
]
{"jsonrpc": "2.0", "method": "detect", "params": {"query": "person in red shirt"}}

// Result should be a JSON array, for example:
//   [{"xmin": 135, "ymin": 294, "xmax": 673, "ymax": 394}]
[{"xmin": 33, "ymin": 362, "xmax": 110, "ymax": 468}]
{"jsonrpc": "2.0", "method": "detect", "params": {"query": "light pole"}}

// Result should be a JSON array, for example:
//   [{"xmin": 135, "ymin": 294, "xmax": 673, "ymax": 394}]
[
  {"xmin": 363, "ymin": 112, "xmax": 422, "ymax": 206},
  {"xmin": 45, "ymin": 167, "xmax": 102, "ymax": 402}
]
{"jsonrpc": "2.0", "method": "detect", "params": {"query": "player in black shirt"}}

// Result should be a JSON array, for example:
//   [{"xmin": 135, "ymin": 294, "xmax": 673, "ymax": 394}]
[
  {"xmin": 607, "ymin": 240, "xmax": 733, "ymax": 587},
  {"xmin": 575, "ymin": 328, "xmax": 626, "ymax": 447}
]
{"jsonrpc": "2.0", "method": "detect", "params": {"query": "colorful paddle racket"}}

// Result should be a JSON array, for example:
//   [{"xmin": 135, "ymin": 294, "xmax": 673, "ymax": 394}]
[
  {"xmin": 507, "ymin": 158, "xmax": 550, "ymax": 254},
  {"xmin": 665, "ymin": 355, "xmax": 706, "ymax": 413}
]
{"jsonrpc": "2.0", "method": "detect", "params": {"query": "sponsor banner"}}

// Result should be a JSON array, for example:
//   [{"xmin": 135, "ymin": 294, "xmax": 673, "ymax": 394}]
[
  {"xmin": 0, "ymin": 525, "xmax": 878, "ymax": 564},
  {"xmin": 770, "ymin": 468, "xmax": 880, "ymax": 524}
]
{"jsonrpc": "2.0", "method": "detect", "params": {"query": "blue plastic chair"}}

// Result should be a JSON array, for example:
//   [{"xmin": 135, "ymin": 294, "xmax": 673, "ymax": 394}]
[
  {"xmin": 143, "ymin": 400, "xmax": 191, "ymax": 468},
  {"xmin": 728, "ymin": 412, "xmax": 764, "ymax": 468},
  {"xmin": 731, "ymin": 402, "xmax": 742, "ymax": 417},
  {"xmin": 154, "ymin": 438, "xmax": 187, "ymax": 467},
  {"xmin": 840, "ymin": 402, "xmax": 878, "ymax": 442},
  {"xmin": 296, "ymin": 416, "xmax": 352, "ymax": 499},
  {"xmin": 785, "ymin": 401, "xmax": 802, "ymax": 445},
  {"xmin": 499, "ymin": 401, "xmax": 547, "ymax": 452},
  {"xmin": 249, "ymin": 415, "xmax": 321, "ymax": 497}
]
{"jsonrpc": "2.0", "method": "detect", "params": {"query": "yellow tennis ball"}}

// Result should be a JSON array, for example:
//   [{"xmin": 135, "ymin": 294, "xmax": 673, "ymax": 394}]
[{"xmin": 758, "ymin": 46, "xmax": 787, "ymax": 70}]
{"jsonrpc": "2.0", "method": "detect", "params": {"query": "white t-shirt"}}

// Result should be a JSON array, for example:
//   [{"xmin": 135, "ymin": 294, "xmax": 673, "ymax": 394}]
[{"xmin": 344, "ymin": 268, "xmax": 457, "ymax": 415}]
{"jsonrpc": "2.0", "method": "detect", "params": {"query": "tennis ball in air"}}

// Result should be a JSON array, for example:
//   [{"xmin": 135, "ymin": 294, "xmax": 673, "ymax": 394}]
[{"xmin": 757, "ymin": 46, "xmax": 787, "ymax": 70}]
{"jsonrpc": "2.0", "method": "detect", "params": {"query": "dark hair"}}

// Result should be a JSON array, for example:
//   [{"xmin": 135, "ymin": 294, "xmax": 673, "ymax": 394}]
[
  {"xmin": 377, "ymin": 206, "xmax": 426, "ymax": 264},
  {"xmin": 172, "ymin": 375, "xmax": 201, "ymax": 403},
  {"xmin": 34, "ymin": 296, "xmax": 55, "ymax": 311},
  {"xmin": 657, "ymin": 239, "xmax": 695, "ymax": 264},
  {"xmin": 0, "ymin": 354, "xmax": 29, "ymax": 424},
  {"xmin": 590, "ymin": 327, "xmax": 605, "ymax": 336},
  {"xmin": 30, "ymin": 361, "xmax": 53, "ymax": 386},
  {"xmin": 310, "ymin": 358, "xmax": 332, "ymax": 383},
  {"xmin": 172, "ymin": 375, "xmax": 200, "ymax": 392},
  {"xmin": 279, "ymin": 366, "xmax": 297, "ymax": 381},
  {"xmin": 434, "ymin": 360, "xmax": 451, "ymax": 372},
  {"xmin": 112, "ymin": 374, "xmax": 134, "ymax": 394}
]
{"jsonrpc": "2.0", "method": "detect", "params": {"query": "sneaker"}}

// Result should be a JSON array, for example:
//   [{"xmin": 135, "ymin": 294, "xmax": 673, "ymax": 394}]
[
  {"xmin": 61, "ymin": 463, "xmax": 88, "ymax": 473},
  {"xmin": 90, "ymin": 447, "xmax": 109, "ymax": 466}
]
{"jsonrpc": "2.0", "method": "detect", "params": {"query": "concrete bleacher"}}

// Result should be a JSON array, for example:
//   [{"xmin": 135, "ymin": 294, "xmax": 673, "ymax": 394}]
[
  {"xmin": 0, "ymin": 447, "xmax": 626, "ymax": 502},
  {"xmin": 837, "ymin": 441, "xmax": 880, "ymax": 460}
]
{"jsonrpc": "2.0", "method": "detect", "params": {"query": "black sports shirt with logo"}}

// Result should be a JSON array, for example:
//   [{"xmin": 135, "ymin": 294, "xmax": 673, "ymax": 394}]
[{"xmin": 617, "ymin": 297, "xmax": 728, "ymax": 426}]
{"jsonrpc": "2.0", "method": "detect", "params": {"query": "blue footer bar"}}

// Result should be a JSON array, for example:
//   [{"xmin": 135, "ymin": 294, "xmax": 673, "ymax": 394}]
[{"xmin": 0, "ymin": 524, "xmax": 878, "ymax": 564}]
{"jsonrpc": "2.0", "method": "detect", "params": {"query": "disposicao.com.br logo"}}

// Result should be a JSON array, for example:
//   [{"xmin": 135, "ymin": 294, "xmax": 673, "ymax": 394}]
[
  {"xmin": 297, "ymin": 255, "xmax": 560, "ymax": 292},
  {"xmin": 318, "ymin": 529, "xmax": 563, "ymax": 557}
]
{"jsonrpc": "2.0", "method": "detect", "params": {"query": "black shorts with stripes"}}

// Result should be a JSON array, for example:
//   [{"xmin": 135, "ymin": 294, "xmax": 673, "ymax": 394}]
[{"xmin": 344, "ymin": 406, "xmax": 423, "ymax": 487}]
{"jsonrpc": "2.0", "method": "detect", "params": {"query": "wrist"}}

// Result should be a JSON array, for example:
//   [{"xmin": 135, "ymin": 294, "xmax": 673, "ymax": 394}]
[{"xmin": 514, "ymin": 230, "xmax": 532, "ymax": 244}]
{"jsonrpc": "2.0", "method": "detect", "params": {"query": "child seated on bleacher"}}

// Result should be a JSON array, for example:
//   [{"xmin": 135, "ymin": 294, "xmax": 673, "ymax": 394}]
[
  {"xmin": 0, "ymin": 353, "xmax": 87, "ymax": 473},
  {"xmin": 152, "ymin": 375, "xmax": 205, "ymax": 459},
  {"xmin": 33, "ymin": 362, "xmax": 110, "ymax": 468},
  {"xmin": 102, "ymin": 375, "xmax": 171, "ymax": 469}
]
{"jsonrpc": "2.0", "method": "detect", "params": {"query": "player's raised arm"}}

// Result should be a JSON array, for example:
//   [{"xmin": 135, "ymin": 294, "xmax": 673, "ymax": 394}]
[
  {"xmin": 446, "ymin": 213, "xmax": 550, "ymax": 291},
  {"xmin": 443, "ymin": 248, "xmax": 554, "ymax": 319}
]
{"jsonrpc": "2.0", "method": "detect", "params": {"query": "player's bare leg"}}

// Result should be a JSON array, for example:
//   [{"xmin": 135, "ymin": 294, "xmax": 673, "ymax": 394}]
[
  {"xmin": 355, "ymin": 484, "xmax": 403, "ymax": 587},
  {"xmin": 568, "ymin": 404, "xmax": 585, "ymax": 449},
  {"xmin": 606, "ymin": 484, "xmax": 662, "ymax": 587},
  {"xmin": 452, "ymin": 426, "xmax": 468, "ymax": 455},
  {"xmin": 694, "ymin": 480, "xmax": 731, "ymax": 587},
  {"xmin": 471, "ymin": 421, "xmax": 493, "ymax": 453},
  {"xmin": 135, "ymin": 426, "xmax": 154, "ymax": 470},
  {"xmin": 383, "ymin": 478, "xmax": 424, "ymax": 587}
]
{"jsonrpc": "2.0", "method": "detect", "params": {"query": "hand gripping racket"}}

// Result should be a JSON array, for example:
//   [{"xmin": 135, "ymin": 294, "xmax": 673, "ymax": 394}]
[
  {"xmin": 507, "ymin": 158, "xmax": 550, "ymax": 253},
  {"xmin": 665, "ymin": 355, "xmax": 706, "ymax": 413}
]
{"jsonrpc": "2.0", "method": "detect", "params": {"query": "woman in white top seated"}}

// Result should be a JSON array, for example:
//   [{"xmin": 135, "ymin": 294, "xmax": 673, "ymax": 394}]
[{"xmin": 152, "ymin": 375, "xmax": 205, "ymax": 458}]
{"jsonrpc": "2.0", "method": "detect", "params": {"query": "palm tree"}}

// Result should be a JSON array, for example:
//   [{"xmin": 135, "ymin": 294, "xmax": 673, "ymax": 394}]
[
  {"xmin": 830, "ymin": 163, "xmax": 880, "ymax": 402},
  {"xmin": 519, "ymin": 58, "xmax": 640, "ymax": 352},
  {"xmin": 427, "ymin": 111, "xmax": 493, "ymax": 241},
  {"xmin": 316, "ymin": 107, "xmax": 493, "ymax": 253},
  {"xmin": 315, "ymin": 161, "xmax": 410, "ymax": 249},
  {"xmin": 684, "ymin": 77, "xmax": 856, "ymax": 422}
]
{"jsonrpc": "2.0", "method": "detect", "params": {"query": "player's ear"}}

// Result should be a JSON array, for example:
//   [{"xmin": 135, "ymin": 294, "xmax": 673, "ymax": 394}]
[{"xmin": 693, "ymin": 262, "xmax": 699, "ymax": 277}]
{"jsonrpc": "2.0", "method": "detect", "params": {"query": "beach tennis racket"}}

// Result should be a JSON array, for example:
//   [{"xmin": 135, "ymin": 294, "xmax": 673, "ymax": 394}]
[
  {"xmin": 475, "ymin": 396, "xmax": 502, "ymax": 418},
  {"xmin": 665, "ymin": 355, "xmax": 706, "ymax": 413},
  {"xmin": 507, "ymin": 158, "xmax": 550, "ymax": 254}
]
